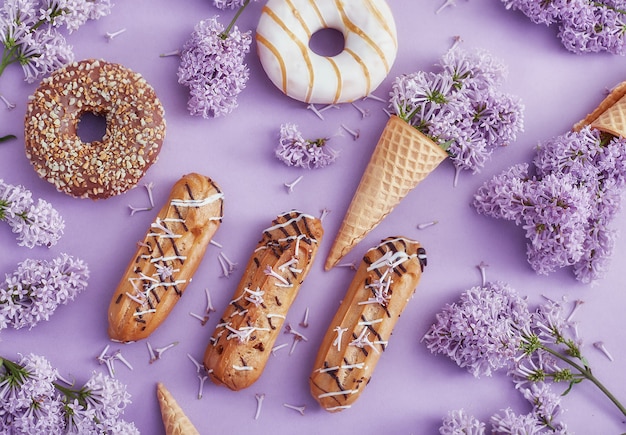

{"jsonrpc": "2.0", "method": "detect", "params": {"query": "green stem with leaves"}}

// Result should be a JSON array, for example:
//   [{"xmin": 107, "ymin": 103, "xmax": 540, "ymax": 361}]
[{"xmin": 537, "ymin": 343, "xmax": 626, "ymax": 417}]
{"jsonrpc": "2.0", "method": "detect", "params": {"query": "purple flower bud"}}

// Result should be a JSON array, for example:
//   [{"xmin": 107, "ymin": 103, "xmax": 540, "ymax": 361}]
[
  {"xmin": 422, "ymin": 282, "xmax": 532, "ymax": 378},
  {"xmin": 275, "ymin": 123, "xmax": 337, "ymax": 169},
  {"xmin": 0, "ymin": 179, "xmax": 65, "ymax": 248},
  {"xmin": 474, "ymin": 127, "xmax": 626, "ymax": 283},
  {"xmin": 177, "ymin": 17, "xmax": 251, "ymax": 118},
  {"xmin": 0, "ymin": 254, "xmax": 89, "ymax": 330},
  {"xmin": 0, "ymin": 0, "xmax": 112, "ymax": 82}
]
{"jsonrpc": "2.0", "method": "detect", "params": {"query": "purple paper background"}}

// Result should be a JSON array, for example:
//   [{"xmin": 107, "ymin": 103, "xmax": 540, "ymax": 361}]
[{"xmin": 1, "ymin": 0, "xmax": 626, "ymax": 433}]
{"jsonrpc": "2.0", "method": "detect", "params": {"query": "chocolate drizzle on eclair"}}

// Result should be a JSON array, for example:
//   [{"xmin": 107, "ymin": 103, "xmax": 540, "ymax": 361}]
[
  {"xmin": 204, "ymin": 210, "xmax": 323, "ymax": 391},
  {"xmin": 310, "ymin": 236, "xmax": 426, "ymax": 412}
]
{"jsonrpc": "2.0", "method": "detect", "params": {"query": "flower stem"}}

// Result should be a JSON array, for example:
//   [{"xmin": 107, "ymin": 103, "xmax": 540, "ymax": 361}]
[
  {"xmin": 0, "ymin": 46, "xmax": 19, "ymax": 77},
  {"xmin": 0, "ymin": 135, "xmax": 17, "ymax": 143},
  {"xmin": 540, "ymin": 344, "xmax": 626, "ymax": 417},
  {"xmin": 221, "ymin": 0, "xmax": 251, "ymax": 39}
]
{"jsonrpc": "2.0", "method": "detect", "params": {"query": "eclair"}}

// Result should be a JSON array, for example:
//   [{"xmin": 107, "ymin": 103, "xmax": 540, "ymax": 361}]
[
  {"xmin": 108, "ymin": 173, "xmax": 224, "ymax": 342},
  {"xmin": 204, "ymin": 210, "xmax": 323, "ymax": 390},
  {"xmin": 309, "ymin": 237, "xmax": 426, "ymax": 412}
]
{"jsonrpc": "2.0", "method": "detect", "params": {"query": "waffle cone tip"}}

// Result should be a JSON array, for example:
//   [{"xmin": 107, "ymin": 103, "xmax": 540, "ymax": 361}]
[{"xmin": 157, "ymin": 382, "xmax": 200, "ymax": 435}]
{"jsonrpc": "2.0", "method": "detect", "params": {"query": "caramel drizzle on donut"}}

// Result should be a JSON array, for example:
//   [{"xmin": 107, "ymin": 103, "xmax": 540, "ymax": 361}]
[
  {"xmin": 262, "ymin": 4, "xmax": 315, "ymax": 102},
  {"xmin": 307, "ymin": 0, "xmax": 327, "ymax": 28},
  {"xmin": 256, "ymin": 33, "xmax": 288, "ymax": 93},
  {"xmin": 344, "ymin": 47, "xmax": 371, "ymax": 97},
  {"xmin": 334, "ymin": 0, "xmax": 392, "ymax": 73},
  {"xmin": 364, "ymin": 0, "xmax": 398, "ymax": 50},
  {"xmin": 326, "ymin": 57, "xmax": 343, "ymax": 104},
  {"xmin": 287, "ymin": 0, "xmax": 311, "ymax": 35},
  {"xmin": 288, "ymin": 0, "xmax": 342, "ymax": 103}
]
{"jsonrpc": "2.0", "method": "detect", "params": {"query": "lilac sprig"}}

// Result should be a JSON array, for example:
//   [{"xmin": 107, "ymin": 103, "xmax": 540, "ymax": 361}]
[
  {"xmin": 0, "ymin": 179, "xmax": 65, "ymax": 248},
  {"xmin": 422, "ymin": 281, "xmax": 532, "ymax": 378},
  {"xmin": 425, "ymin": 282, "xmax": 626, "ymax": 427},
  {"xmin": 389, "ymin": 47, "xmax": 524, "ymax": 178},
  {"xmin": 473, "ymin": 127, "xmax": 626, "ymax": 283},
  {"xmin": 440, "ymin": 406, "xmax": 566, "ymax": 434},
  {"xmin": 177, "ymin": 1, "xmax": 255, "ymax": 118},
  {"xmin": 213, "ymin": 0, "xmax": 256, "ymax": 9},
  {"xmin": 275, "ymin": 123, "xmax": 338, "ymax": 169},
  {"xmin": 0, "ymin": 353, "xmax": 138, "ymax": 433},
  {"xmin": 0, "ymin": 254, "xmax": 89, "ymax": 331},
  {"xmin": 502, "ymin": 0, "xmax": 626, "ymax": 55},
  {"xmin": 439, "ymin": 409, "xmax": 486, "ymax": 434},
  {"xmin": 0, "ymin": 0, "xmax": 112, "ymax": 82}
]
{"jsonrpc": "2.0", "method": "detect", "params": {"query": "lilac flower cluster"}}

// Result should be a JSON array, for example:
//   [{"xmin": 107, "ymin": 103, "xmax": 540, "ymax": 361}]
[
  {"xmin": 389, "ymin": 47, "xmax": 524, "ymax": 179},
  {"xmin": 426, "ymin": 282, "xmax": 626, "ymax": 430},
  {"xmin": 0, "ymin": 254, "xmax": 89, "ymax": 331},
  {"xmin": 275, "ymin": 123, "xmax": 338, "ymax": 169},
  {"xmin": 439, "ymin": 409, "xmax": 485, "ymax": 435},
  {"xmin": 178, "ymin": 16, "xmax": 252, "ymax": 118},
  {"xmin": 440, "ymin": 406, "xmax": 565, "ymax": 435},
  {"xmin": 213, "ymin": 0, "xmax": 256, "ymax": 9},
  {"xmin": 0, "ymin": 179, "xmax": 65, "ymax": 248},
  {"xmin": 0, "ymin": 353, "xmax": 138, "ymax": 434},
  {"xmin": 422, "ymin": 281, "xmax": 532, "ymax": 377},
  {"xmin": 473, "ymin": 127, "xmax": 626, "ymax": 283},
  {"xmin": 0, "ymin": 0, "xmax": 112, "ymax": 82},
  {"xmin": 502, "ymin": 0, "xmax": 626, "ymax": 54}
]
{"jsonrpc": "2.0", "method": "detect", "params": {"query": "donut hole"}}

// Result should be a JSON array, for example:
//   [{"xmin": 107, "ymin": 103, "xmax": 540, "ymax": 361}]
[
  {"xmin": 77, "ymin": 111, "xmax": 107, "ymax": 143},
  {"xmin": 309, "ymin": 27, "xmax": 345, "ymax": 57}
]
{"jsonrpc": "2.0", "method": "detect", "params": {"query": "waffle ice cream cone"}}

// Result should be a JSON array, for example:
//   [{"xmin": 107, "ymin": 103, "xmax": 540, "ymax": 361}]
[
  {"xmin": 325, "ymin": 115, "xmax": 448, "ymax": 270},
  {"xmin": 574, "ymin": 81, "xmax": 626, "ymax": 137},
  {"xmin": 157, "ymin": 382, "xmax": 200, "ymax": 435}
]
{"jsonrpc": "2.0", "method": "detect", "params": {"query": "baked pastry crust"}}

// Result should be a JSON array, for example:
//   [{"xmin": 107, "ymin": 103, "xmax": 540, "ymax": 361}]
[
  {"xmin": 107, "ymin": 173, "xmax": 224, "ymax": 342},
  {"xmin": 203, "ymin": 210, "xmax": 323, "ymax": 390},
  {"xmin": 310, "ymin": 237, "xmax": 426, "ymax": 411}
]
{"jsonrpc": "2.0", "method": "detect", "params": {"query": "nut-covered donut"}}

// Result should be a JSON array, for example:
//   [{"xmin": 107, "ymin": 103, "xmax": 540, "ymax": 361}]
[
  {"xmin": 24, "ymin": 59, "xmax": 166, "ymax": 199},
  {"xmin": 256, "ymin": 0, "xmax": 398, "ymax": 104}
]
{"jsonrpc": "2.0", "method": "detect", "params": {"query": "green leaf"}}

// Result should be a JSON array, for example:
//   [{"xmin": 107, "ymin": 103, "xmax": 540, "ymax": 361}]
[{"xmin": 0, "ymin": 134, "xmax": 17, "ymax": 143}]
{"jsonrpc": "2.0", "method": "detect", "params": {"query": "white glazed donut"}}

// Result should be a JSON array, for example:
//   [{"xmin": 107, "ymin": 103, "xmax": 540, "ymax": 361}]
[{"xmin": 256, "ymin": 0, "xmax": 398, "ymax": 104}]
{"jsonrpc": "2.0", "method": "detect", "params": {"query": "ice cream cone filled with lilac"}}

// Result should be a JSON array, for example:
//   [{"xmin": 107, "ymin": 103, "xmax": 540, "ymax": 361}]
[
  {"xmin": 325, "ymin": 46, "xmax": 524, "ymax": 269},
  {"xmin": 574, "ymin": 81, "xmax": 626, "ymax": 137}
]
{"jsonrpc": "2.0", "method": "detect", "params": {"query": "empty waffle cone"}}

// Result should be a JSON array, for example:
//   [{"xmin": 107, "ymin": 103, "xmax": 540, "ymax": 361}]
[
  {"xmin": 574, "ymin": 81, "xmax": 626, "ymax": 137},
  {"xmin": 325, "ymin": 115, "xmax": 447, "ymax": 270},
  {"xmin": 157, "ymin": 382, "xmax": 200, "ymax": 435}
]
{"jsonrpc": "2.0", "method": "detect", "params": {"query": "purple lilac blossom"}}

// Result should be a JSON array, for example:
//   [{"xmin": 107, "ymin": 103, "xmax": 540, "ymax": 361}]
[
  {"xmin": 0, "ymin": 354, "xmax": 138, "ymax": 433},
  {"xmin": 388, "ymin": 47, "xmax": 523, "ymax": 175},
  {"xmin": 65, "ymin": 371, "xmax": 135, "ymax": 433},
  {"xmin": 275, "ymin": 123, "xmax": 337, "ymax": 169},
  {"xmin": 501, "ymin": 0, "xmax": 626, "ymax": 54},
  {"xmin": 0, "ymin": 253, "xmax": 89, "ymax": 331},
  {"xmin": 213, "ymin": 0, "xmax": 256, "ymax": 9},
  {"xmin": 439, "ymin": 409, "xmax": 486, "ymax": 435},
  {"xmin": 177, "ymin": 16, "xmax": 251, "ymax": 118},
  {"xmin": 489, "ymin": 408, "xmax": 546, "ymax": 434},
  {"xmin": 521, "ymin": 383, "xmax": 569, "ymax": 432},
  {"xmin": 422, "ymin": 281, "xmax": 532, "ymax": 378},
  {"xmin": 0, "ymin": 0, "xmax": 111, "ymax": 82},
  {"xmin": 473, "ymin": 127, "xmax": 626, "ymax": 283},
  {"xmin": 0, "ymin": 179, "xmax": 65, "ymax": 248},
  {"xmin": 429, "ymin": 285, "xmax": 604, "ymax": 433}
]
